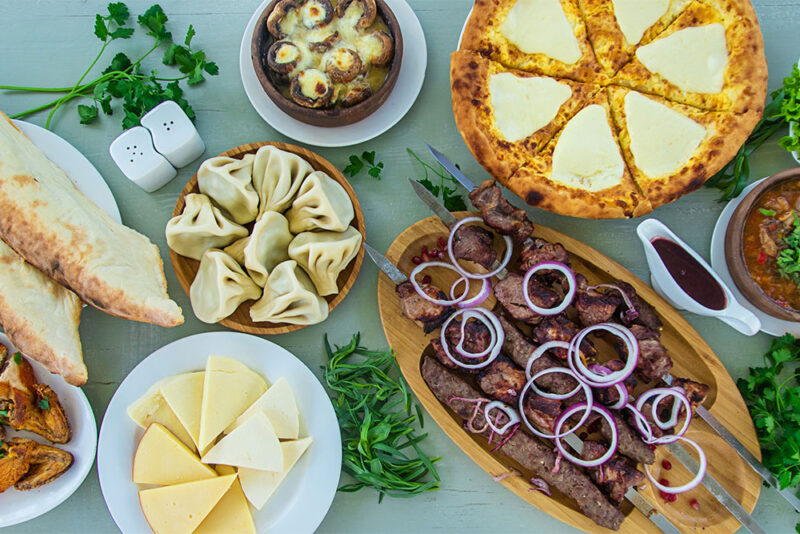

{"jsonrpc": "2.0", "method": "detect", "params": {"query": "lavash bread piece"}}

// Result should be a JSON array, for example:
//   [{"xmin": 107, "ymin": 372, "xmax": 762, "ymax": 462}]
[
  {"xmin": 0, "ymin": 113, "xmax": 183, "ymax": 328},
  {"xmin": 0, "ymin": 239, "xmax": 86, "ymax": 385}
]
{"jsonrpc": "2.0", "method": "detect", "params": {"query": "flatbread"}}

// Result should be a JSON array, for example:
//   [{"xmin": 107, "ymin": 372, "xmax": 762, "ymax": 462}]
[
  {"xmin": 0, "ymin": 239, "xmax": 85, "ymax": 385},
  {"xmin": 0, "ymin": 112, "xmax": 183, "ymax": 327}
]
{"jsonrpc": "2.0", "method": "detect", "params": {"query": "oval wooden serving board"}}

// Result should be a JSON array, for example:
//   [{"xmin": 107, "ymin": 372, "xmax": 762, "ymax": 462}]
[{"xmin": 376, "ymin": 213, "xmax": 761, "ymax": 534}]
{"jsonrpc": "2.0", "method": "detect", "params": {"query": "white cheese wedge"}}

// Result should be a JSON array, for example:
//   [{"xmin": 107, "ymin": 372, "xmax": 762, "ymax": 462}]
[
  {"xmin": 489, "ymin": 73, "xmax": 572, "ymax": 143},
  {"xmin": 133, "ymin": 423, "xmax": 217, "ymax": 486},
  {"xmin": 226, "ymin": 377, "xmax": 300, "ymax": 439},
  {"xmin": 194, "ymin": 477, "xmax": 256, "ymax": 534},
  {"xmin": 202, "ymin": 411, "xmax": 283, "ymax": 472},
  {"xmin": 500, "ymin": 0, "xmax": 582, "ymax": 64},
  {"xmin": 239, "ymin": 437, "xmax": 313, "ymax": 510},
  {"xmin": 160, "ymin": 371, "xmax": 204, "ymax": 451},
  {"xmin": 139, "ymin": 474, "xmax": 237, "ymax": 534},
  {"xmin": 198, "ymin": 356, "xmax": 268, "ymax": 451},
  {"xmin": 611, "ymin": 0, "xmax": 669, "ymax": 45},
  {"xmin": 635, "ymin": 23, "xmax": 728, "ymax": 94},
  {"xmin": 551, "ymin": 104, "xmax": 625, "ymax": 191},
  {"xmin": 128, "ymin": 376, "xmax": 196, "ymax": 452},
  {"xmin": 624, "ymin": 91, "xmax": 707, "ymax": 177}
]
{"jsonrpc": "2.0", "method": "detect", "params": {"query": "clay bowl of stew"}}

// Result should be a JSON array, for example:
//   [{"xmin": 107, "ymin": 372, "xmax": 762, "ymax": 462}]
[
  {"xmin": 251, "ymin": 0, "xmax": 404, "ymax": 127},
  {"xmin": 725, "ymin": 168, "xmax": 800, "ymax": 322}
]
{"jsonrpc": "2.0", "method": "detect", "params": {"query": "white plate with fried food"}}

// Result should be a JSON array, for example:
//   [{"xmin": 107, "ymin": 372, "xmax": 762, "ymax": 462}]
[
  {"xmin": 0, "ymin": 334, "xmax": 97, "ymax": 528},
  {"xmin": 97, "ymin": 332, "xmax": 341, "ymax": 534}
]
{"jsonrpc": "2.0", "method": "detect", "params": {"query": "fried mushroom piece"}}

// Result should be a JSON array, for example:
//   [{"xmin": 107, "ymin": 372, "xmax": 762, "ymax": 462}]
[
  {"xmin": 266, "ymin": 40, "xmax": 302, "ymax": 75},
  {"xmin": 267, "ymin": 0, "xmax": 300, "ymax": 38},
  {"xmin": 298, "ymin": 0, "xmax": 334, "ymax": 29},
  {"xmin": 360, "ymin": 30, "xmax": 394, "ymax": 66},
  {"xmin": 325, "ymin": 47, "xmax": 363, "ymax": 83},
  {"xmin": 341, "ymin": 80, "xmax": 372, "ymax": 107},
  {"xmin": 336, "ymin": 0, "xmax": 377, "ymax": 29},
  {"xmin": 290, "ymin": 69, "xmax": 334, "ymax": 108}
]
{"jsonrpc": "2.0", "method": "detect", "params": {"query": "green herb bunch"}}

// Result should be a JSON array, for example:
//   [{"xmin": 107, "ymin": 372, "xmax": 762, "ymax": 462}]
[
  {"xmin": 323, "ymin": 333, "xmax": 441, "ymax": 500},
  {"xmin": 777, "ymin": 212, "xmax": 800, "ymax": 287},
  {"xmin": 408, "ymin": 148, "xmax": 468, "ymax": 211},
  {"xmin": 0, "ymin": 3, "xmax": 218, "ymax": 130},
  {"xmin": 344, "ymin": 151, "xmax": 385, "ymax": 179}
]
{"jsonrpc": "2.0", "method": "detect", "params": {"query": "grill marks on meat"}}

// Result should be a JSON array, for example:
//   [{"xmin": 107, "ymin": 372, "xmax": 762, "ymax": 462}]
[
  {"xmin": 575, "ymin": 280, "xmax": 623, "ymax": 327},
  {"xmin": 478, "ymin": 355, "xmax": 526, "ymax": 404},
  {"xmin": 614, "ymin": 280, "xmax": 662, "ymax": 332},
  {"xmin": 421, "ymin": 356, "xmax": 624, "ymax": 531},
  {"xmin": 494, "ymin": 274, "xmax": 558, "ymax": 325},
  {"xmin": 593, "ymin": 360, "xmax": 637, "ymax": 407},
  {"xmin": 602, "ymin": 415, "xmax": 655, "ymax": 465},
  {"xmin": 396, "ymin": 282, "xmax": 455, "ymax": 334},
  {"xmin": 581, "ymin": 441, "xmax": 645, "ymax": 504},
  {"xmin": 431, "ymin": 319, "xmax": 492, "ymax": 371},
  {"xmin": 620, "ymin": 325, "xmax": 672, "ymax": 383},
  {"xmin": 469, "ymin": 180, "xmax": 534, "ymax": 243},
  {"xmin": 672, "ymin": 377, "xmax": 710, "ymax": 409},
  {"xmin": 452, "ymin": 224, "xmax": 497, "ymax": 269},
  {"xmin": 525, "ymin": 393, "xmax": 562, "ymax": 434},
  {"xmin": 520, "ymin": 238, "xmax": 570, "ymax": 272},
  {"xmin": 533, "ymin": 316, "xmax": 596, "ymax": 361}
]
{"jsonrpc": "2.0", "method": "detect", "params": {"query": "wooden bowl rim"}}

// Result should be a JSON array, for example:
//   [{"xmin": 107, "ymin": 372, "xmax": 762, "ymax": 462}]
[
  {"xmin": 725, "ymin": 167, "xmax": 800, "ymax": 322},
  {"xmin": 250, "ymin": 0, "xmax": 404, "ymax": 127},
  {"xmin": 169, "ymin": 141, "xmax": 366, "ymax": 335}
]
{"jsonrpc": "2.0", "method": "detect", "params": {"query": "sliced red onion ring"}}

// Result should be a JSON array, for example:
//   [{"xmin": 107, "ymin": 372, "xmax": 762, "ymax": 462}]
[
  {"xmin": 447, "ymin": 216, "xmax": 513, "ymax": 279},
  {"xmin": 439, "ymin": 308, "xmax": 504, "ymax": 370},
  {"xmin": 522, "ymin": 262, "xmax": 576, "ymax": 316},
  {"xmin": 485, "ymin": 401, "xmax": 521, "ymax": 435},
  {"xmin": 554, "ymin": 403, "xmax": 618, "ymax": 468},
  {"xmin": 458, "ymin": 278, "xmax": 492, "ymax": 309},
  {"xmin": 410, "ymin": 261, "xmax": 470, "ymax": 306},
  {"xmin": 625, "ymin": 403, "xmax": 654, "ymax": 442},
  {"xmin": 568, "ymin": 323, "xmax": 638, "ymax": 388},
  {"xmin": 635, "ymin": 388, "xmax": 692, "ymax": 444},
  {"xmin": 645, "ymin": 437, "xmax": 707, "ymax": 494},
  {"xmin": 529, "ymin": 477, "xmax": 552, "ymax": 496},
  {"xmin": 519, "ymin": 367, "xmax": 593, "ymax": 438},
  {"xmin": 525, "ymin": 341, "xmax": 571, "ymax": 380},
  {"xmin": 589, "ymin": 364, "xmax": 629, "ymax": 410}
]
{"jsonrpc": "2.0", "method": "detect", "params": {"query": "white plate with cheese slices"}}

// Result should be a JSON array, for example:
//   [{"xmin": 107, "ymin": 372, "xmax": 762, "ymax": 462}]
[{"xmin": 97, "ymin": 332, "xmax": 341, "ymax": 534}]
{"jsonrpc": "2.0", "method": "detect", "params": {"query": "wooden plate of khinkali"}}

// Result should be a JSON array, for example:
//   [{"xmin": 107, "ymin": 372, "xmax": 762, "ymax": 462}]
[{"xmin": 169, "ymin": 142, "xmax": 366, "ymax": 335}]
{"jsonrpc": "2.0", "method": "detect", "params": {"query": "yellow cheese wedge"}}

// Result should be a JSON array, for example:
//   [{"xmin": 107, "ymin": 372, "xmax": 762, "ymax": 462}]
[
  {"xmin": 160, "ymin": 371, "xmax": 204, "ymax": 450},
  {"xmin": 202, "ymin": 411, "xmax": 283, "ymax": 471},
  {"xmin": 238, "ymin": 437, "xmax": 313, "ymax": 510},
  {"xmin": 139, "ymin": 474, "xmax": 237, "ymax": 534},
  {"xmin": 133, "ymin": 423, "xmax": 217, "ymax": 486},
  {"xmin": 227, "ymin": 377, "xmax": 300, "ymax": 439},
  {"xmin": 128, "ymin": 376, "xmax": 196, "ymax": 452},
  {"xmin": 194, "ymin": 477, "xmax": 256, "ymax": 534},
  {"xmin": 198, "ymin": 356, "xmax": 267, "ymax": 451}
]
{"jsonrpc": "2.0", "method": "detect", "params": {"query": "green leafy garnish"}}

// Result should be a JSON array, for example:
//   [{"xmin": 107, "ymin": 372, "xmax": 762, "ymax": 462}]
[
  {"xmin": 760, "ymin": 208, "xmax": 777, "ymax": 217},
  {"xmin": 0, "ymin": 3, "xmax": 217, "ymax": 130},
  {"xmin": 776, "ymin": 212, "xmax": 800, "ymax": 287},
  {"xmin": 407, "ymin": 148, "xmax": 468, "ymax": 212},
  {"xmin": 12, "ymin": 352, "xmax": 22, "ymax": 365},
  {"xmin": 323, "ymin": 333, "xmax": 440, "ymax": 501},
  {"xmin": 344, "ymin": 151, "xmax": 384, "ymax": 180},
  {"xmin": 37, "ymin": 397, "xmax": 50, "ymax": 411},
  {"xmin": 0, "ymin": 410, "xmax": 8, "ymax": 419}
]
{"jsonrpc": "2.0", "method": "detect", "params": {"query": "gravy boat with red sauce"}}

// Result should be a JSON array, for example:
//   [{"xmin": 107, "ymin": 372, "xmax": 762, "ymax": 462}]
[{"xmin": 636, "ymin": 219, "xmax": 761, "ymax": 335}]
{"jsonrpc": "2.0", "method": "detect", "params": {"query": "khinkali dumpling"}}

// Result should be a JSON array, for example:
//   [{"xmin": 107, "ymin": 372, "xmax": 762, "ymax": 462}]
[
  {"xmin": 244, "ymin": 212, "xmax": 294, "ymax": 287},
  {"xmin": 285, "ymin": 171, "xmax": 354, "ymax": 233},
  {"xmin": 288, "ymin": 227, "xmax": 363, "ymax": 295},
  {"xmin": 190, "ymin": 249, "xmax": 262, "ymax": 323},
  {"xmin": 252, "ymin": 145, "xmax": 314, "ymax": 215},
  {"xmin": 166, "ymin": 194, "xmax": 248, "ymax": 260},
  {"xmin": 198, "ymin": 154, "xmax": 259, "ymax": 224},
  {"xmin": 250, "ymin": 260, "xmax": 328, "ymax": 325},
  {"xmin": 223, "ymin": 237, "xmax": 248, "ymax": 265}
]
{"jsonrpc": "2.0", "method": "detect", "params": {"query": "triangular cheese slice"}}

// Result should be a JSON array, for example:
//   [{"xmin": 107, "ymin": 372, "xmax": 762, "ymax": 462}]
[
  {"xmin": 202, "ymin": 411, "xmax": 283, "ymax": 471},
  {"xmin": 607, "ymin": 86, "xmax": 757, "ymax": 210},
  {"xmin": 128, "ymin": 376, "xmax": 196, "ymax": 452},
  {"xmin": 194, "ymin": 477, "xmax": 256, "ymax": 534},
  {"xmin": 505, "ymin": 90, "xmax": 649, "ymax": 218},
  {"xmin": 139, "ymin": 474, "xmax": 237, "ymax": 534},
  {"xmin": 451, "ymin": 50, "xmax": 601, "ymax": 181},
  {"xmin": 198, "ymin": 356, "xmax": 267, "ymax": 451},
  {"xmin": 133, "ymin": 423, "xmax": 217, "ymax": 486},
  {"xmin": 238, "ymin": 437, "xmax": 312, "ymax": 510},
  {"xmin": 226, "ymin": 377, "xmax": 299, "ymax": 439},
  {"xmin": 161, "ymin": 371, "xmax": 204, "ymax": 450}
]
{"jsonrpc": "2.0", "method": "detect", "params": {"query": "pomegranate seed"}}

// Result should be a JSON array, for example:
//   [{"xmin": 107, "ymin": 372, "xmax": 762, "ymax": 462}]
[
  {"xmin": 422, "ymin": 246, "xmax": 429, "ymax": 256},
  {"xmin": 412, "ymin": 256, "xmax": 422, "ymax": 265},
  {"xmin": 438, "ymin": 237, "xmax": 446, "ymax": 249},
  {"xmin": 421, "ymin": 275, "xmax": 432, "ymax": 285},
  {"xmin": 662, "ymin": 460, "xmax": 672, "ymax": 470},
  {"xmin": 430, "ymin": 248, "xmax": 439, "ymax": 256},
  {"xmin": 689, "ymin": 498, "xmax": 700, "ymax": 511},
  {"xmin": 659, "ymin": 491, "xmax": 671, "ymax": 501},
  {"xmin": 668, "ymin": 494, "xmax": 678, "ymax": 503},
  {"xmin": 659, "ymin": 478, "xmax": 670, "ymax": 487}
]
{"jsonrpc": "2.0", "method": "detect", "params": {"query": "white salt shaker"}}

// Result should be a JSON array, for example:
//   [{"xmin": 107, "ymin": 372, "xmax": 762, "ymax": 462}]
[
  {"xmin": 109, "ymin": 126, "xmax": 177, "ymax": 193},
  {"xmin": 141, "ymin": 100, "xmax": 205, "ymax": 168}
]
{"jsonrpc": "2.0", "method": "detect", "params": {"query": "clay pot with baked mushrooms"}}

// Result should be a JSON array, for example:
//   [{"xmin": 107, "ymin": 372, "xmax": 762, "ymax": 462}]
[
  {"xmin": 336, "ymin": 0, "xmax": 377, "ymax": 29},
  {"xmin": 325, "ymin": 48, "xmax": 363, "ymax": 83},
  {"xmin": 291, "ymin": 69, "xmax": 334, "ymax": 108},
  {"xmin": 361, "ymin": 30, "xmax": 394, "ymax": 66}
]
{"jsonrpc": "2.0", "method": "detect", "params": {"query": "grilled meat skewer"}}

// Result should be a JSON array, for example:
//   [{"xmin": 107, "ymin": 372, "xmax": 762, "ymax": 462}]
[
  {"xmin": 452, "ymin": 224, "xmax": 498, "ymax": 269},
  {"xmin": 396, "ymin": 281, "xmax": 455, "ymax": 334},
  {"xmin": 494, "ymin": 273, "xmax": 559, "ymax": 325},
  {"xmin": 468, "ymin": 180, "xmax": 534, "ymax": 244},
  {"xmin": 581, "ymin": 441, "xmax": 645, "ymax": 504}
]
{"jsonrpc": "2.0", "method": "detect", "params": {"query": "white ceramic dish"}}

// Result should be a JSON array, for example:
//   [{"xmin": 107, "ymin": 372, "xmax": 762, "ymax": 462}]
[
  {"xmin": 13, "ymin": 120, "xmax": 121, "ymax": 223},
  {"xmin": 710, "ymin": 177, "xmax": 800, "ymax": 336},
  {"xmin": 97, "ymin": 332, "xmax": 342, "ymax": 534},
  {"xmin": 239, "ymin": 0, "xmax": 427, "ymax": 147},
  {"xmin": 0, "ymin": 334, "xmax": 98, "ymax": 529}
]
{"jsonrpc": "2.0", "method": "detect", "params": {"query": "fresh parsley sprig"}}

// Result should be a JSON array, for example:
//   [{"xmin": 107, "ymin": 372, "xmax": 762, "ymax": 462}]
[
  {"xmin": 323, "ymin": 333, "xmax": 441, "ymax": 501},
  {"xmin": 344, "ymin": 151, "xmax": 384, "ymax": 179},
  {"xmin": 407, "ymin": 148, "xmax": 468, "ymax": 212},
  {"xmin": 0, "ymin": 3, "xmax": 218, "ymax": 130},
  {"xmin": 777, "ymin": 212, "xmax": 800, "ymax": 287}
]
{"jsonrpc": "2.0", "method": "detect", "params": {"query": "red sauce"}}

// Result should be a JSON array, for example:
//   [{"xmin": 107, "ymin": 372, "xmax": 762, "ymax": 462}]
[{"xmin": 651, "ymin": 238, "xmax": 727, "ymax": 310}]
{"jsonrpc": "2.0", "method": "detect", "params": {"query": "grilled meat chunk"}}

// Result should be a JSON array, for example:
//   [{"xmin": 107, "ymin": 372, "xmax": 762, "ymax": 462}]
[
  {"xmin": 613, "ymin": 280, "xmax": 662, "ymax": 332},
  {"xmin": 520, "ymin": 238, "xmax": 570, "ymax": 271},
  {"xmin": 533, "ymin": 315, "xmax": 596, "ymax": 360},
  {"xmin": 452, "ymin": 224, "xmax": 497, "ymax": 269},
  {"xmin": 582, "ymin": 441, "xmax": 645, "ymax": 504},
  {"xmin": 619, "ymin": 325, "xmax": 672, "ymax": 383},
  {"xmin": 469, "ymin": 180, "xmax": 534, "ymax": 243},
  {"xmin": 601, "ymin": 414, "xmax": 655, "ymax": 465},
  {"xmin": 431, "ymin": 319, "xmax": 493, "ymax": 371},
  {"xmin": 396, "ymin": 282, "xmax": 455, "ymax": 334},
  {"xmin": 494, "ymin": 274, "xmax": 558, "ymax": 325},
  {"xmin": 0, "ymin": 438, "xmax": 73, "ymax": 492},
  {"xmin": 593, "ymin": 360, "xmax": 637, "ymax": 406},
  {"xmin": 478, "ymin": 356, "xmax": 526, "ymax": 404},
  {"xmin": 672, "ymin": 377, "xmax": 710, "ymax": 409},
  {"xmin": 525, "ymin": 393, "xmax": 562, "ymax": 434},
  {"xmin": 575, "ymin": 282, "xmax": 623, "ymax": 327},
  {"xmin": 421, "ymin": 357, "xmax": 624, "ymax": 531}
]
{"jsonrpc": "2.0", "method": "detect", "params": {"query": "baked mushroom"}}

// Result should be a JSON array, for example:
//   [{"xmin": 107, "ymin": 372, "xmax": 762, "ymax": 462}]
[
  {"xmin": 341, "ymin": 81, "xmax": 373, "ymax": 107},
  {"xmin": 266, "ymin": 40, "xmax": 303, "ymax": 75},
  {"xmin": 299, "ymin": 0, "xmax": 334, "ymax": 29},
  {"xmin": 309, "ymin": 31, "xmax": 341, "ymax": 53},
  {"xmin": 360, "ymin": 30, "xmax": 394, "ymax": 66},
  {"xmin": 336, "ymin": 0, "xmax": 377, "ymax": 29},
  {"xmin": 267, "ymin": 0, "xmax": 300, "ymax": 38},
  {"xmin": 290, "ymin": 69, "xmax": 334, "ymax": 108},
  {"xmin": 325, "ymin": 48, "xmax": 363, "ymax": 83}
]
